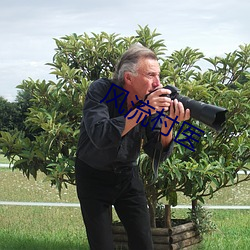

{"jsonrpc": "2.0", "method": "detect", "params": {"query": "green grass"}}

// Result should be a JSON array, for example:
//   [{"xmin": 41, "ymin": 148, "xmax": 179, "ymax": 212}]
[
  {"xmin": 0, "ymin": 206, "xmax": 89, "ymax": 250},
  {"xmin": 0, "ymin": 162, "xmax": 250, "ymax": 249},
  {"xmin": 0, "ymin": 167, "xmax": 78, "ymax": 203},
  {"xmin": 200, "ymin": 210, "xmax": 250, "ymax": 250},
  {"xmin": 0, "ymin": 167, "xmax": 89, "ymax": 250}
]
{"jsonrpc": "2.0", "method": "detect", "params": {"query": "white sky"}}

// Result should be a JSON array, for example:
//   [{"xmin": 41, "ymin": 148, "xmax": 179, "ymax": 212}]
[{"xmin": 0, "ymin": 0, "xmax": 249, "ymax": 101}]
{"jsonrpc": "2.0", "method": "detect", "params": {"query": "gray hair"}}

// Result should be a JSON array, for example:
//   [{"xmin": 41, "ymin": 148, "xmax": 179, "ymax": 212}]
[{"xmin": 113, "ymin": 44, "xmax": 157, "ymax": 86}]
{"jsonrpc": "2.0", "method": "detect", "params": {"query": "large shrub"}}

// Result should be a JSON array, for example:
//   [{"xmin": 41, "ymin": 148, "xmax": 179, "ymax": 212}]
[{"xmin": 0, "ymin": 27, "xmax": 249, "ymax": 225}]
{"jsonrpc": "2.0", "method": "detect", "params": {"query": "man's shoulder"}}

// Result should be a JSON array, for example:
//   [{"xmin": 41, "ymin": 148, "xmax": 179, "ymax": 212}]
[
  {"xmin": 88, "ymin": 78, "xmax": 126, "ymax": 98},
  {"xmin": 89, "ymin": 78, "xmax": 113, "ymax": 91}
]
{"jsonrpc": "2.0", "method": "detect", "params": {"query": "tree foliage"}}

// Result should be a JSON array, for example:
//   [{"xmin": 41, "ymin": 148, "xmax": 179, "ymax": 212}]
[
  {"xmin": 0, "ymin": 25, "xmax": 163, "ymax": 191},
  {"xmin": 0, "ymin": 27, "xmax": 249, "ymax": 221},
  {"xmin": 141, "ymin": 43, "xmax": 250, "ymax": 226},
  {"xmin": 0, "ymin": 96, "xmax": 24, "ymax": 132}
]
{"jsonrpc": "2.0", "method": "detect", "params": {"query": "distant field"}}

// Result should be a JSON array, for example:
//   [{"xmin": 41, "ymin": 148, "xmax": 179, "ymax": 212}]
[{"xmin": 1, "ymin": 152, "xmax": 249, "ymax": 205}]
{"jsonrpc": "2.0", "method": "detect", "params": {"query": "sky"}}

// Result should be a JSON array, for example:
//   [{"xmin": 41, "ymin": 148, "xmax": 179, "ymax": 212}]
[{"xmin": 0, "ymin": 0, "xmax": 249, "ymax": 102}]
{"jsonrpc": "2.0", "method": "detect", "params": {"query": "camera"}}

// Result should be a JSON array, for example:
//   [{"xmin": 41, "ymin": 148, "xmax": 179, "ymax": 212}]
[{"xmin": 148, "ymin": 85, "xmax": 228, "ymax": 131}]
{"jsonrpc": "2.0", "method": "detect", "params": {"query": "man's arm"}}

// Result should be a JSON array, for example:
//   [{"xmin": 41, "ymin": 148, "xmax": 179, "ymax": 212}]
[{"xmin": 121, "ymin": 109, "xmax": 145, "ymax": 136}]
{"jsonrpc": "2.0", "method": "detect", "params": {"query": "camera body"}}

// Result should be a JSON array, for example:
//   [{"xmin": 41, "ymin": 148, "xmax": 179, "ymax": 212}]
[
  {"xmin": 160, "ymin": 85, "xmax": 180, "ymax": 99},
  {"xmin": 150, "ymin": 85, "xmax": 227, "ymax": 131}
]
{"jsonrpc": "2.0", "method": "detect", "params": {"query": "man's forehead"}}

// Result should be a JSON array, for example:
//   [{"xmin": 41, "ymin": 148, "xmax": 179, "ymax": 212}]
[{"xmin": 137, "ymin": 58, "xmax": 160, "ymax": 72}]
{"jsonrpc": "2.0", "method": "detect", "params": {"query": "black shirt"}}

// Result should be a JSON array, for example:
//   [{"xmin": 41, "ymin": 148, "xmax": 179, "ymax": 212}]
[{"xmin": 76, "ymin": 78, "xmax": 174, "ymax": 172}]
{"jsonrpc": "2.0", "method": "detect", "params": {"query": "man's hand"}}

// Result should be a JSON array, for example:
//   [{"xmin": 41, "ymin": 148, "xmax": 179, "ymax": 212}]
[
  {"xmin": 145, "ymin": 88, "xmax": 172, "ymax": 114},
  {"xmin": 145, "ymin": 88, "xmax": 190, "ymax": 121},
  {"xmin": 168, "ymin": 99, "xmax": 190, "ymax": 122},
  {"xmin": 161, "ymin": 98, "xmax": 190, "ymax": 148}
]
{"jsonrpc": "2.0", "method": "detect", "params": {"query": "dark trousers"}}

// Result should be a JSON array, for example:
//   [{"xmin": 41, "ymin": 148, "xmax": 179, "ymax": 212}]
[{"xmin": 75, "ymin": 158, "xmax": 153, "ymax": 250}]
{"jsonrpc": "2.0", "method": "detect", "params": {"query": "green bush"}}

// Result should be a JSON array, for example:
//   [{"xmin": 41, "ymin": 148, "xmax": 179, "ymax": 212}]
[{"xmin": 0, "ymin": 26, "xmax": 249, "ymax": 226}]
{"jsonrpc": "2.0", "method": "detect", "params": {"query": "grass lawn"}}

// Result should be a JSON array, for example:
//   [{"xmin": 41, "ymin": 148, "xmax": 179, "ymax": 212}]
[
  {"xmin": 0, "ymin": 155, "xmax": 250, "ymax": 249},
  {"xmin": 0, "ymin": 206, "xmax": 88, "ymax": 250},
  {"xmin": 200, "ymin": 210, "xmax": 250, "ymax": 250},
  {"xmin": 0, "ymin": 166, "xmax": 88, "ymax": 250}
]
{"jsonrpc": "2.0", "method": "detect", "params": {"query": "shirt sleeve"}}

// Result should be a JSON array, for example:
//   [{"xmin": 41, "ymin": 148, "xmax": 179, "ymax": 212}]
[{"xmin": 82, "ymin": 79, "xmax": 126, "ymax": 149}]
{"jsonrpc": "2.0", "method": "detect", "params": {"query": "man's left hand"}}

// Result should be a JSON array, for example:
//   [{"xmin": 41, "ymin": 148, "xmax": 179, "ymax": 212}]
[{"xmin": 168, "ymin": 99, "xmax": 190, "ymax": 122}]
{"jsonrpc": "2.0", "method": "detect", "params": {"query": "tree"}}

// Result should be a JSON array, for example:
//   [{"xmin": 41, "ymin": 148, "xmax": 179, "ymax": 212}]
[
  {"xmin": 141, "ymin": 44, "xmax": 250, "ymax": 226},
  {"xmin": 0, "ymin": 25, "xmax": 165, "ymax": 190},
  {"xmin": 0, "ymin": 97, "xmax": 21, "ymax": 131},
  {"xmin": 14, "ymin": 86, "xmax": 34, "ymax": 132},
  {"xmin": 0, "ymin": 87, "xmax": 32, "ymax": 133},
  {"xmin": 0, "ymin": 26, "xmax": 249, "ymax": 226}
]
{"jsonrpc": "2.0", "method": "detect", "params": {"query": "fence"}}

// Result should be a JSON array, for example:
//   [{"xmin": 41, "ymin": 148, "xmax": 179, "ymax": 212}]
[{"xmin": 0, "ymin": 201, "xmax": 250, "ymax": 210}]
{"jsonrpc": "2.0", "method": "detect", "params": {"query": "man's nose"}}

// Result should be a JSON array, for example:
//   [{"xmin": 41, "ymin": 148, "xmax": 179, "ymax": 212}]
[{"xmin": 153, "ymin": 76, "xmax": 162, "ymax": 88}]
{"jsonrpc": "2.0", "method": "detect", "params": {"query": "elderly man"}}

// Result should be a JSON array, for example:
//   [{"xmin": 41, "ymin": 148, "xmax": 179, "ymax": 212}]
[{"xmin": 75, "ymin": 44, "xmax": 190, "ymax": 250}]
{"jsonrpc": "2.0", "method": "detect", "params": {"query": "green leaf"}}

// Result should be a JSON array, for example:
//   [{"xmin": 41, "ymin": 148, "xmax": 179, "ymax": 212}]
[{"xmin": 168, "ymin": 191, "xmax": 178, "ymax": 207}]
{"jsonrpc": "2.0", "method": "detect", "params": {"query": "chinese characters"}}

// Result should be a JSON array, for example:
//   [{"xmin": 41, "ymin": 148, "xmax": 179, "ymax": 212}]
[{"xmin": 100, "ymin": 83, "xmax": 204, "ymax": 151}]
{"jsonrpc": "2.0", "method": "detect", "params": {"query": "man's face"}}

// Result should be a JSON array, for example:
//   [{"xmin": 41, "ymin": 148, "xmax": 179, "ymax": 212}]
[{"xmin": 129, "ymin": 58, "xmax": 162, "ymax": 100}]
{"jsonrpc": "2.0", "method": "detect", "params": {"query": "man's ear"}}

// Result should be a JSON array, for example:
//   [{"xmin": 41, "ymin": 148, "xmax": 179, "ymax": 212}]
[{"xmin": 124, "ymin": 72, "xmax": 133, "ymax": 85}]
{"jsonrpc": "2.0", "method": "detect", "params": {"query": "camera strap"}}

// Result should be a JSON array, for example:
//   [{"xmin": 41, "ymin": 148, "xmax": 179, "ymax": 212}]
[{"xmin": 151, "ymin": 133, "xmax": 163, "ymax": 181}]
